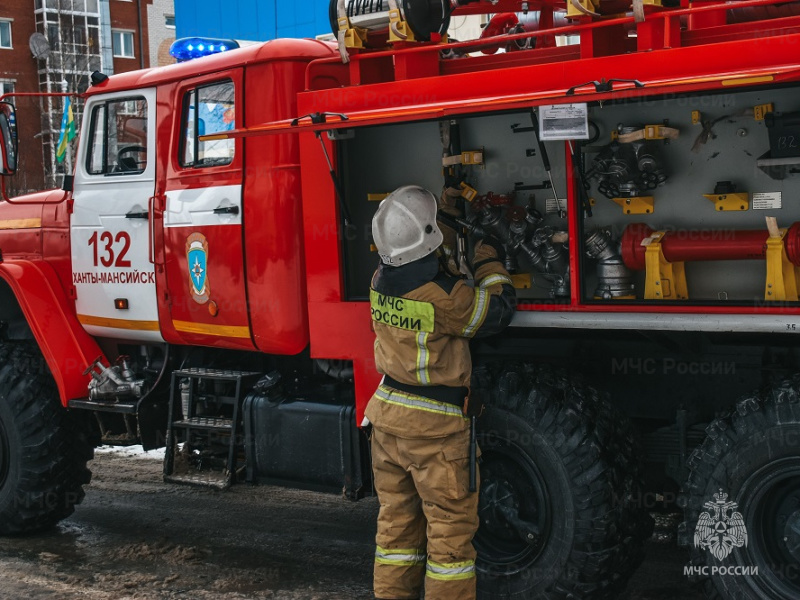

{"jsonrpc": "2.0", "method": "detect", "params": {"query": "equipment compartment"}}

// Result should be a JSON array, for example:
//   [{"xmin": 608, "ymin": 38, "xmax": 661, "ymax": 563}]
[
  {"xmin": 338, "ymin": 111, "xmax": 570, "ymax": 302},
  {"xmin": 336, "ymin": 84, "xmax": 800, "ymax": 308},
  {"xmin": 581, "ymin": 85, "xmax": 800, "ymax": 305}
]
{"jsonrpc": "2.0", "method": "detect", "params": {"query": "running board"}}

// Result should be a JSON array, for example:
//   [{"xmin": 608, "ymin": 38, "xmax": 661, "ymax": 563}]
[
  {"xmin": 69, "ymin": 398, "xmax": 137, "ymax": 414},
  {"xmin": 68, "ymin": 398, "xmax": 140, "ymax": 446},
  {"xmin": 164, "ymin": 471, "xmax": 231, "ymax": 490}
]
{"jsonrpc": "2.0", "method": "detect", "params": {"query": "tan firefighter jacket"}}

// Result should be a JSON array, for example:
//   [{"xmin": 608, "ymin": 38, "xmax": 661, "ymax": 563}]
[{"xmin": 365, "ymin": 241, "xmax": 516, "ymax": 438}]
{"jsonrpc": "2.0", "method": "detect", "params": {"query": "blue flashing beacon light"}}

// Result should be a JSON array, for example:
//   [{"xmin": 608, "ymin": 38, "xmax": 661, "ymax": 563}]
[{"xmin": 170, "ymin": 37, "xmax": 240, "ymax": 62}]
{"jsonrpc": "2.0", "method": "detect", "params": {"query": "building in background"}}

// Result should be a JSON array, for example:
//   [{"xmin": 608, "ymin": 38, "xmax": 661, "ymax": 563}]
[
  {"xmin": 109, "ymin": 0, "xmax": 150, "ymax": 73},
  {"xmin": 1, "ymin": 1, "xmax": 40, "ymax": 194},
  {"xmin": 1, "ymin": 0, "xmax": 478, "ymax": 193},
  {"xmin": 0, "ymin": 0, "xmax": 152, "ymax": 192},
  {"xmin": 147, "ymin": 0, "xmax": 176, "ymax": 68}
]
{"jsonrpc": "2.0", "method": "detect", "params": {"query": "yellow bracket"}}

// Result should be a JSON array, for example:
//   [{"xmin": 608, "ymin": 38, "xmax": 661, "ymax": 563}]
[
  {"xmin": 510, "ymin": 273, "xmax": 532, "ymax": 290},
  {"xmin": 691, "ymin": 110, "xmax": 702, "ymax": 125},
  {"xmin": 337, "ymin": 17, "xmax": 368, "ymax": 49},
  {"xmin": 459, "ymin": 183, "xmax": 478, "ymax": 203},
  {"xmin": 611, "ymin": 196, "xmax": 654, "ymax": 215},
  {"xmin": 617, "ymin": 125, "xmax": 680, "ymax": 143},
  {"xmin": 754, "ymin": 103, "xmax": 774, "ymax": 121},
  {"xmin": 765, "ymin": 229, "xmax": 800, "ymax": 301},
  {"xmin": 703, "ymin": 192, "xmax": 749, "ymax": 212},
  {"xmin": 442, "ymin": 150, "xmax": 484, "ymax": 167},
  {"xmin": 567, "ymin": 0, "xmax": 601, "ymax": 18},
  {"xmin": 643, "ymin": 125, "xmax": 672, "ymax": 140},
  {"xmin": 634, "ymin": 0, "xmax": 664, "ymax": 18},
  {"xmin": 389, "ymin": 9, "xmax": 415, "ymax": 42},
  {"xmin": 367, "ymin": 193, "xmax": 389, "ymax": 202},
  {"xmin": 643, "ymin": 232, "xmax": 688, "ymax": 300}
]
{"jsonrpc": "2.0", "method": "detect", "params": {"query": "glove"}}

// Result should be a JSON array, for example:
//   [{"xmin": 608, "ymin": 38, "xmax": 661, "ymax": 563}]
[
  {"xmin": 437, "ymin": 190, "xmax": 463, "ymax": 276},
  {"xmin": 438, "ymin": 188, "xmax": 464, "ymax": 218},
  {"xmin": 474, "ymin": 236, "xmax": 506, "ymax": 263},
  {"xmin": 443, "ymin": 171, "xmax": 466, "ymax": 194}
]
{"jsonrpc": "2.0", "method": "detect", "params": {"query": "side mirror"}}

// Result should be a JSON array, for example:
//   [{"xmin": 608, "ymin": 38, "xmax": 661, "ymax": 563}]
[{"xmin": 0, "ymin": 102, "xmax": 18, "ymax": 176}]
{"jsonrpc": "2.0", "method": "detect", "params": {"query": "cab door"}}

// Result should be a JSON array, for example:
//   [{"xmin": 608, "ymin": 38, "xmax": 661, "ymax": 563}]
[
  {"xmin": 71, "ymin": 89, "xmax": 163, "ymax": 342},
  {"xmin": 162, "ymin": 71, "xmax": 254, "ymax": 350}
]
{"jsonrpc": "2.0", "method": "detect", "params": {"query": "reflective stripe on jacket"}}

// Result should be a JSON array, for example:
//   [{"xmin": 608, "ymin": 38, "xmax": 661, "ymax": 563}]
[
  {"xmin": 370, "ymin": 250, "xmax": 514, "ymax": 391},
  {"xmin": 374, "ymin": 385, "xmax": 466, "ymax": 419},
  {"xmin": 365, "ymin": 246, "xmax": 515, "ymax": 438}
]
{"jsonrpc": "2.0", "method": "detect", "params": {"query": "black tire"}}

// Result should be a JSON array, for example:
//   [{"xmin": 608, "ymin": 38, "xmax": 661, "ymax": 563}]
[
  {"xmin": 680, "ymin": 377, "xmax": 800, "ymax": 599},
  {"xmin": 473, "ymin": 363, "xmax": 652, "ymax": 600},
  {"xmin": 315, "ymin": 358, "xmax": 354, "ymax": 381},
  {"xmin": 0, "ymin": 342, "xmax": 95, "ymax": 535}
]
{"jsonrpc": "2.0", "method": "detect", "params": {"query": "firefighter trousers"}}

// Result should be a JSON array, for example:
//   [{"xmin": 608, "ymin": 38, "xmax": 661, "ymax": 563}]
[{"xmin": 371, "ymin": 426, "xmax": 479, "ymax": 600}]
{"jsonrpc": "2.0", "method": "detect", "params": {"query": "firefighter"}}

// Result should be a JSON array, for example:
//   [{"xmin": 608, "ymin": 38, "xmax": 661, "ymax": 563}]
[{"xmin": 366, "ymin": 185, "xmax": 516, "ymax": 600}]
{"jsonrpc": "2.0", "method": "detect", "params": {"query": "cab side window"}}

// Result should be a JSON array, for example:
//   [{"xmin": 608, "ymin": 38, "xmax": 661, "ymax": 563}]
[
  {"xmin": 87, "ymin": 98, "xmax": 148, "ymax": 175},
  {"xmin": 180, "ymin": 80, "xmax": 235, "ymax": 168}
]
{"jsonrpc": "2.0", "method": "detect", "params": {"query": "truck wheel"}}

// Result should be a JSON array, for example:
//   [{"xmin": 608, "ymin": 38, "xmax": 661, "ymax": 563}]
[
  {"xmin": 681, "ymin": 379, "xmax": 800, "ymax": 599},
  {"xmin": 0, "ymin": 342, "xmax": 95, "ymax": 535},
  {"xmin": 473, "ymin": 364, "xmax": 651, "ymax": 599}
]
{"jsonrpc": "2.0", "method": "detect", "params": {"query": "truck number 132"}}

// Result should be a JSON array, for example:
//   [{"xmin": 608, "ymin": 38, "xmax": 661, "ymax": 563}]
[{"xmin": 88, "ymin": 231, "xmax": 132, "ymax": 268}]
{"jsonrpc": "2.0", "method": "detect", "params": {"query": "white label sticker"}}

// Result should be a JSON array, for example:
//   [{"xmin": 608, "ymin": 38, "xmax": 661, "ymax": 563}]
[
  {"xmin": 752, "ymin": 192, "xmax": 782, "ymax": 210},
  {"xmin": 545, "ymin": 198, "xmax": 568, "ymax": 215},
  {"xmin": 539, "ymin": 104, "xmax": 589, "ymax": 141}
]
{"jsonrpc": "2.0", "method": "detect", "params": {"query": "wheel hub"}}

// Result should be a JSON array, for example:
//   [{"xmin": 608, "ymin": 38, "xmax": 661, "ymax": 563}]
[
  {"xmin": 742, "ymin": 458, "xmax": 800, "ymax": 598},
  {"xmin": 783, "ymin": 510, "xmax": 800, "ymax": 562},
  {"xmin": 480, "ymin": 479, "xmax": 540, "ymax": 545},
  {"xmin": 474, "ymin": 442, "xmax": 550, "ymax": 572}
]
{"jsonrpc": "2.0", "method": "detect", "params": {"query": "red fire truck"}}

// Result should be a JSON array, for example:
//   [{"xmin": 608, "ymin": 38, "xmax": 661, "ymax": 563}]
[{"xmin": 2, "ymin": 1, "xmax": 800, "ymax": 597}]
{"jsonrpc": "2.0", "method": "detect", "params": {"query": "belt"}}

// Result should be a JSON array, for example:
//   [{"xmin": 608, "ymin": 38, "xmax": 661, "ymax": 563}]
[{"xmin": 383, "ymin": 376, "xmax": 467, "ymax": 408}]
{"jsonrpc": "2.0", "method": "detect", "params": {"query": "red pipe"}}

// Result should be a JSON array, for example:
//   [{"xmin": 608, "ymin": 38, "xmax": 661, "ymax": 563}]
[
  {"xmin": 621, "ymin": 223, "xmax": 800, "ymax": 270},
  {"xmin": 479, "ymin": 12, "xmax": 570, "ymax": 54},
  {"xmin": 480, "ymin": 13, "xmax": 521, "ymax": 54}
]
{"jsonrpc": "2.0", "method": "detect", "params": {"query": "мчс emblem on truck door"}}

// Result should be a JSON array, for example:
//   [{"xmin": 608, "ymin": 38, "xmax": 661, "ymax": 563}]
[{"xmin": 186, "ymin": 233, "xmax": 210, "ymax": 304}]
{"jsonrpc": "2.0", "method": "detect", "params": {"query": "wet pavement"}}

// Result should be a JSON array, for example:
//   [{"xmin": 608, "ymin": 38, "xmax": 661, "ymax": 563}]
[{"xmin": 0, "ymin": 450, "xmax": 704, "ymax": 599}]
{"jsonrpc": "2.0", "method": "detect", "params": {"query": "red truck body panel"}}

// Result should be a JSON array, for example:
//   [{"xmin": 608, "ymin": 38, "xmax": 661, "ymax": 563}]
[
  {"xmin": 0, "ymin": 260, "xmax": 101, "ymax": 403},
  {"xmin": 291, "ymin": 19, "xmax": 800, "ymax": 419},
  {"xmin": 2, "ymin": 5, "xmax": 800, "ymax": 419}
]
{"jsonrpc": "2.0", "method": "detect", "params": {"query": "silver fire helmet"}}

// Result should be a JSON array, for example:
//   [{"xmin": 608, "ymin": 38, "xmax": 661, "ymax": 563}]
[{"xmin": 372, "ymin": 185, "xmax": 444, "ymax": 266}]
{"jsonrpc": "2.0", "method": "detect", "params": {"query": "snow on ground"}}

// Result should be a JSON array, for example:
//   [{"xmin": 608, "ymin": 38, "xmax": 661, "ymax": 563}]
[{"xmin": 94, "ymin": 444, "xmax": 165, "ymax": 460}]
